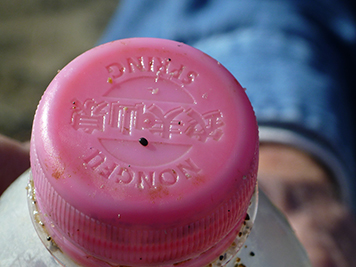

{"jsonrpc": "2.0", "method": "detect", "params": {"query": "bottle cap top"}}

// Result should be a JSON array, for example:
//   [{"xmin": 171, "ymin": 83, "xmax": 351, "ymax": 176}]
[{"xmin": 30, "ymin": 38, "xmax": 258, "ymax": 266}]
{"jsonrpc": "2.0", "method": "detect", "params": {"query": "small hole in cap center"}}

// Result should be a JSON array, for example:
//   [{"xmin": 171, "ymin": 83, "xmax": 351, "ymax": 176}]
[{"xmin": 139, "ymin": 137, "xmax": 149, "ymax": 147}]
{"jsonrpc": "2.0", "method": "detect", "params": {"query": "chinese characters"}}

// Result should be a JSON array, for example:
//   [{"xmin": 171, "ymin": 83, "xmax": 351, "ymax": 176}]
[{"xmin": 71, "ymin": 99, "xmax": 224, "ymax": 142}]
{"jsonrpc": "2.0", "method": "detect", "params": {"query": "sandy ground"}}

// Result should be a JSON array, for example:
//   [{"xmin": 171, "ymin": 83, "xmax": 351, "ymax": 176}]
[{"xmin": 0, "ymin": 0, "xmax": 119, "ymax": 141}]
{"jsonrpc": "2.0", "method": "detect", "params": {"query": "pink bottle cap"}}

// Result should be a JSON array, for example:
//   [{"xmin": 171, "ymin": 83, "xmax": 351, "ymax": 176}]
[{"xmin": 30, "ymin": 38, "xmax": 258, "ymax": 266}]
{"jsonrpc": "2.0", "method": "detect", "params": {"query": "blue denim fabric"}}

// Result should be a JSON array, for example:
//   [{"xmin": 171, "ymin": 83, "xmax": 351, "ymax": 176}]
[{"xmin": 100, "ymin": 0, "xmax": 356, "ymax": 212}]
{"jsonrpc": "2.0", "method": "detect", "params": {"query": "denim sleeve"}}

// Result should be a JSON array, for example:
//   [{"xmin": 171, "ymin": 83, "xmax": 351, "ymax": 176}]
[{"xmin": 99, "ymin": 0, "xmax": 356, "ymax": 212}]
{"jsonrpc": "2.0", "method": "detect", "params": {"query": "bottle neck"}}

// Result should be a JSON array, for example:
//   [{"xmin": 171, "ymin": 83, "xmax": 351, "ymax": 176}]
[{"xmin": 28, "ymin": 172, "xmax": 258, "ymax": 267}]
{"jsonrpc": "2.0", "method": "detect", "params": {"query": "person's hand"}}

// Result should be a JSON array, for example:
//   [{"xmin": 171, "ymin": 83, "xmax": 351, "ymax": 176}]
[
  {"xmin": 0, "ymin": 134, "xmax": 30, "ymax": 195},
  {"xmin": 258, "ymin": 143, "xmax": 356, "ymax": 267}
]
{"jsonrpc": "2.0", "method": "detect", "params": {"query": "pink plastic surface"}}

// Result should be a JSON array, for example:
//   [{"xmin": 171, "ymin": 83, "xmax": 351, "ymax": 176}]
[{"xmin": 30, "ymin": 38, "xmax": 258, "ymax": 266}]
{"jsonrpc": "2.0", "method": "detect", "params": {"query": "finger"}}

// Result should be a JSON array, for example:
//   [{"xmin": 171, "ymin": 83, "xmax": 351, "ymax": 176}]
[{"xmin": 0, "ymin": 135, "xmax": 30, "ymax": 195}]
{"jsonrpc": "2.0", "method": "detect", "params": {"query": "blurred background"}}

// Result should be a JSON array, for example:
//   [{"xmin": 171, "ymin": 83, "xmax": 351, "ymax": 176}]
[{"xmin": 0, "ymin": 0, "xmax": 119, "ymax": 141}]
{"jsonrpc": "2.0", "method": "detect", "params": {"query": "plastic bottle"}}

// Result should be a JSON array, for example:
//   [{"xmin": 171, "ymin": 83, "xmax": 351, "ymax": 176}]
[{"xmin": 0, "ymin": 38, "xmax": 312, "ymax": 267}]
